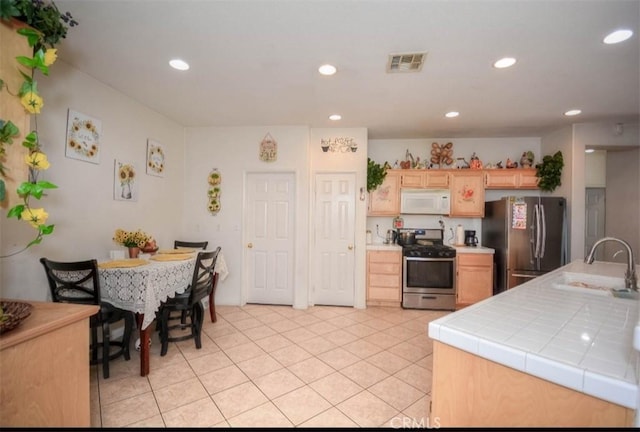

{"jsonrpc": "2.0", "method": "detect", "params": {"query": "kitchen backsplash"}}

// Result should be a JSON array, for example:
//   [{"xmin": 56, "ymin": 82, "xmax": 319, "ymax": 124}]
[{"xmin": 367, "ymin": 215, "xmax": 482, "ymax": 246}]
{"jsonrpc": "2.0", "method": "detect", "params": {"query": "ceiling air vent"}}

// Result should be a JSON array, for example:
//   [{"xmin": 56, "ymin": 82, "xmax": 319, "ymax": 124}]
[{"xmin": 387, "ymin": 52, "xmax": 427, "ymax": 73}]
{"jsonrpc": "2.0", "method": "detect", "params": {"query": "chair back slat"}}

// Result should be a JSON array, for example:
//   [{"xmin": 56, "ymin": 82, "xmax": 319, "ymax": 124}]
[
  {"xmin": 188, "ymin": 247, "xmax": 220, "ymax": 304},
  {"xmin": 40, "ymin": 258, "xmax": 101, "ymax": 306},
  {"xmin": 174, "ymin": 240, "xmax": 209, "ymax": 250}
]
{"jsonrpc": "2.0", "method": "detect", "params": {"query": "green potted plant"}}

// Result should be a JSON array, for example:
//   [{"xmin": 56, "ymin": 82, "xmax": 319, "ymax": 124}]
[
  {"xmin": 367, "ymin": 158, "xmax": 387, "ymax": 192},
  {"xmin": 535, "ymin": 151, "xmax": 564, "ymax": 192}
]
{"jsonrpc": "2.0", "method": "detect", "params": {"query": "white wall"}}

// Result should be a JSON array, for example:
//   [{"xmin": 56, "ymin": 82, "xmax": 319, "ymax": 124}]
[
  {"xmin": 368, "ymin": 137, "xmax": 541, "ymax": 245},
  {"xmin": 585, "ymin": 150, "xmax": 607, "ymax": 187},
  {"xmin": 604, "ymin": 148, "xmax": 640, "ymax": 261},
  {"xmin": 1, "ymin": 61, "xmax": 186, "ymax": 300},
  {"xmin": 183, "ymin": 126, "xmax": 311, "ymax": 309}
]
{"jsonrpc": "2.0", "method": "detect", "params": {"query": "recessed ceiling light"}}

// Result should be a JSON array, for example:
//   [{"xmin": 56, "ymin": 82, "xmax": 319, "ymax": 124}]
[
  {"xmin": 329, "ymin": 114, "xmax": 341, "ymax": 121},
  {"xmin": 585, "ymin": 149, "xmax": 595, "ymax": 153},
  {"xmin": 603, "ymin": 29, "xmax": 633, "ymax": 44},
  {"xmin": 169, "ymin": 59, "xmax": 190, "ymax": 71},
  {"xmin": 564, "ymin": 109, "xmax": 582, "ymax": 116},
  {"xmin": 493, "ymin": 57, "xmax": 516, "ymax": 69},
  {"xmin": 445, "ymin": 111, "xmax": 459, "ymax": 118},
  {"xmin": 318, "ymin": 64, "xmax": 337, "ymax": 75}
]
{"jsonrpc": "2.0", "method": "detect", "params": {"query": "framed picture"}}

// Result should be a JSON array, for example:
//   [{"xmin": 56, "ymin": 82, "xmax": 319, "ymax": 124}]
[
  {"xmin": 65, "ymin": 109, "xmax": 101, "ymax": 164},
  {"xmin": 146, "ymin": 139, "xmax": 165, "ymax": 177},
  {"xmin": 114, "ymin": 159, "xmax": 137, "ymax": 201}
]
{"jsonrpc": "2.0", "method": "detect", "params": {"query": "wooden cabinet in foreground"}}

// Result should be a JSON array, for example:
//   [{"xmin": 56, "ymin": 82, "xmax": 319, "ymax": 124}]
[
  {"xmin": 431, "ymin": 341, "xmax": 634, "ymax": 426},
  {"xmin": 449, "ymin": 170, "xmax": 485, "ymax": 217},
  {"xmin": 366, "ymin": 250, "xmax": 402, "ymax": 306},
  {"xmin": 484, "ymin": 168, "xmax": 538, "ymax": 189},
  {"xmin": 368, "ymin": 171, "xmax": 400, "ymax": 216},
  {"xmin": 456, "ymin": 253, "xmax": 493, "ymax": 308}
]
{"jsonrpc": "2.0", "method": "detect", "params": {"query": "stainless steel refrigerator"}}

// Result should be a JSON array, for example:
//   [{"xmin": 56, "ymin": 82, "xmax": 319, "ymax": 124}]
[{"xmin": 482, "ymin": 196, "xmax": 568, "ymax": 294}]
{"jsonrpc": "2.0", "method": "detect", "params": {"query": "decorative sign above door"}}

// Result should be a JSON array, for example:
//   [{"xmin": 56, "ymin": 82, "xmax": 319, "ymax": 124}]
[
  {"xmin": 259, "ymin": 133, "xmax": 277, "ymax": 162},
  {"xmin": 320, "ymin": 137, "xmax": 358, "ymax": 153}
]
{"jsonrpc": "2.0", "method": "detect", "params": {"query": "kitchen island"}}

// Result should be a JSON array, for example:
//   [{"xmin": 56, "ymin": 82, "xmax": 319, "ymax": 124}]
[{"xmin": 428, "ymin": 259, "xmax": 638, "ymax": 427}]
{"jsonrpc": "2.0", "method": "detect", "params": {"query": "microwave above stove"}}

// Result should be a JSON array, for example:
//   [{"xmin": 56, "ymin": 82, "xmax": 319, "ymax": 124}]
[{"xmin": 400, "ymin": 189, "xmax": 450, "ymax": 215}]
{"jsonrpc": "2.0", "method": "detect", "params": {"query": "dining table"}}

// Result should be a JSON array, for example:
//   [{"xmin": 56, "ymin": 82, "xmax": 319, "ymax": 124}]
[{"xmin": 98, "ymin": 250, "xmax": 228, "ymax": 376}]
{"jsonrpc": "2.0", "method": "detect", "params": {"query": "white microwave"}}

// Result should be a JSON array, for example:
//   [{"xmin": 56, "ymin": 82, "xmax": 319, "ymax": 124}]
[{"xmin": 400, "ymin": 189, "xmax": 451, "ymax": 215}]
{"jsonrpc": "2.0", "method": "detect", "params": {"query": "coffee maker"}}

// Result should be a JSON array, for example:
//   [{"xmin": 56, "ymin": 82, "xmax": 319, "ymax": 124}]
[{"xmin": 464, "ymin": 230, "xmax": 478, "ymax": 247}]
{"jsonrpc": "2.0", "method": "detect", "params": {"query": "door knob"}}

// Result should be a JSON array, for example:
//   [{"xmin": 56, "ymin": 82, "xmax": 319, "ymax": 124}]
[
  {"xmin": 247, "ymin": 243, "xmax": 253, "ymax": 248},
  {"xmin": 348, "ymin": 245, "xmax": 353, "ymax": 250}
]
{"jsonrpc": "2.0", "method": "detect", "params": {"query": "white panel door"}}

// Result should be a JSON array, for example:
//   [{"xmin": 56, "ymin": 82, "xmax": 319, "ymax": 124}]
[
  {"xmin": 313, "ymin": 173, "xmax": 356, "ymax": 306},
  {"xmin": 245, "ymin": 173, "xmax": 295, "ymax": 305}
]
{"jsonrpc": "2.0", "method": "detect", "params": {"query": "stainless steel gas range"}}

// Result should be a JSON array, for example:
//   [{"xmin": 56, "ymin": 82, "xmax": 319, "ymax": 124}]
[{"xmin": 397, "ymin": 228, "xmax": 457, "ymax": 311}]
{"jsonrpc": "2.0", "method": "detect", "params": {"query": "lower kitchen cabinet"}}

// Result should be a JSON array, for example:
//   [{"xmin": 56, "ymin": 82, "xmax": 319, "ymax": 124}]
[
  {"xmin": 456, "ymin": 253, "xmax": 493, "ymax": 308},
  {"xmin": 366, "ymin": 250, "xmax": 402, "ymax": 306}
]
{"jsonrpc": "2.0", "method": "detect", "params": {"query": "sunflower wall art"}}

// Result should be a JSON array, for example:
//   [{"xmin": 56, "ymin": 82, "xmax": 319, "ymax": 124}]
[
  {"xmin": 114, "ymin": 159, "xmax": 137, "ymax": 201},
  {"xmin": 207, "ymin": 169, "xmax": 221, "ymax": 214},
  {"xmin": 146, "ymin": 139, "xmax": 165, "ymax": 177},
  {"xmin": 65, "ymin": 109, "xmax": 102, "ymax": 164}
]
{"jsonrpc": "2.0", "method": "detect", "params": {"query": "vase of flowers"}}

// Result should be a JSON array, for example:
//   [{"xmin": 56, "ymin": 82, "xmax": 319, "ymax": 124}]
[{"xmin": 113, "ymin": 228, "xmax": 151, "ymax": 258}]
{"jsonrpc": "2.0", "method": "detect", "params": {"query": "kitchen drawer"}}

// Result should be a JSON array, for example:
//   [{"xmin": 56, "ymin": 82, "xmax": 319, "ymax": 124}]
[
  {"xmin": 457, "ymin": 253, "xmax": 492, "ymax": 267},
  {"xmin": 368, "ymin": 250, "xmax": 401, "ymax": 264},
  {"xmin": 368, "ymin": 262, "xmax": 400, "ymax": 275},
  {"xmin": 369, "ymin": 273, "xmax": 401, "ymax": 287},
  {"xmin": 368, "ymin": 286, "xmax": 401, "ymax": 301}
]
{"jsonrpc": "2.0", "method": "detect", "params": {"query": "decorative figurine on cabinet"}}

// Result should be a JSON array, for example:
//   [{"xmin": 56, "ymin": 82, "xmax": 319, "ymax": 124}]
[
  {"xmin": 505, "ymin": 158, "xmax": 518, "ymax": 169},
  {"xmin": 520, "ymin": 151, "xmax": 534, "ymax": 168},
  {"xmin": 469, "ymin": 152, "xmax": 483, "ymax": 169}
]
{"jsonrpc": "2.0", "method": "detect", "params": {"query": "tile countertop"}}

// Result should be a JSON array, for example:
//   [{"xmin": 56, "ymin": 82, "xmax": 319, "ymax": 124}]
[{"xmin": 428, "ymin": 259, "xmax": 639, "ymax": 410}]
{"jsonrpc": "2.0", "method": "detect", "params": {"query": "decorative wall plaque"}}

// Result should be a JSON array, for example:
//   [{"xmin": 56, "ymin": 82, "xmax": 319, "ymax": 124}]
[{"xmin": 259, "ymin": 133, "xmax": 277, "ymax": 162}]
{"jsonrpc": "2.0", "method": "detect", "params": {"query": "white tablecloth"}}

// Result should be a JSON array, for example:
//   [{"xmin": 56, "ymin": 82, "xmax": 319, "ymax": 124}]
[
  {"xmin": 99, "ymin": 258, "xmax": 196, "ymax": 329},
  {"xmin": 215, "ymin": 252, "xmax": 229, "ymax": 282}
]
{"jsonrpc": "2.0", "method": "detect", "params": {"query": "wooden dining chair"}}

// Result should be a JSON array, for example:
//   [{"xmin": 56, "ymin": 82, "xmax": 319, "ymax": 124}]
[
  {"xmin": 173, "ymin": 240, "xmax": 221, "ymax": 323},
  {"xmin": 40, "ymin": 257, "xmax": 135, "ymax": 379},
  {"xmin": 156, "ymin": 247, "xmax": 221, "ymax": 356}
]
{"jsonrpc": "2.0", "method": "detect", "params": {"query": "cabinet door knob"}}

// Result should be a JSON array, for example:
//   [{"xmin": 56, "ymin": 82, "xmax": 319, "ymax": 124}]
[
  {"xmin": 348, "ymin": 245, "xmax": 354, "ymax": 250},
  {"xmin": 247, "ymin": 243, "xmax": 253, "ymax": 248}
]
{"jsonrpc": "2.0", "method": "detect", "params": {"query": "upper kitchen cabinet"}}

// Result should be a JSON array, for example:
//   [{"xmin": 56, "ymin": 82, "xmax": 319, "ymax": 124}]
[
  {"xmin": 450, "ymin": 170, "xmax": 485, "ymax": 217},
  {"xmin": 484, "ymin": 168, "xmax": 538, "ymax": 189},
  {"xmin": 400, "ymin": 170, "xmax": 450, "ymax": 189},
  {"xmin": 368, "ymin": 170, "xmax": 400, "ymax": 216}
]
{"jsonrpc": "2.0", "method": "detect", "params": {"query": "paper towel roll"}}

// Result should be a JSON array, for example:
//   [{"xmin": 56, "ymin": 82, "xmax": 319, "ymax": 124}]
[{"xmin": 455, "ymin": 225, "xmax": 465, "ymax": 245}]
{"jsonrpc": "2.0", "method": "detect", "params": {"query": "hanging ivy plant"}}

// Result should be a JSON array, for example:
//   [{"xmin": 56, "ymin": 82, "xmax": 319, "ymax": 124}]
[
  {"xmin": 367, "ymin": 158, "xmax": 387, "ymax": 192},
  {"xmin": 535, "ymin": 151, "xmax": 564, "ymax": 192}
]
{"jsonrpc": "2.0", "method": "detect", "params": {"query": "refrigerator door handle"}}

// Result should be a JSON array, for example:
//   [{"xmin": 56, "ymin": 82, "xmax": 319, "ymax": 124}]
[
  {"xmin": 533, "ymin": 204, "xmax": 541, "ymax": 259},
  {"xmin": 540, "ymin": 204, "xmax": 547, "ymax": 258}
]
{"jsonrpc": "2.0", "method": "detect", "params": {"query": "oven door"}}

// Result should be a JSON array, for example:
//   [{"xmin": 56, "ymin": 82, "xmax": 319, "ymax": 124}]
[{"xmin": 403, "ymin": 257, "xmax": 456, "ymax": 294}]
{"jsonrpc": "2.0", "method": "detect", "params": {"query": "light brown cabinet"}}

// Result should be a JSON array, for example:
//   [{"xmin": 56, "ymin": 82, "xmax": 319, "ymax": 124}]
[
  {"xmin": 456, "ymin": 253, "xmax": 493, "ymax": 307},
  {"xmin": 0, "ymin": 300, "xmax": 98, "ymax": 427},
  {"xmin": 449, "ymin": 171, "xmax": 485, "ymax": 217},
  {"xmin": 432, "ymin": 341, "xmax": 634, "ymax": 426},
  {"xmin": 484, "ymin": 168, "xmax": 538, "ymax": 189},
  {"xmin": 367, "ymin": 171, "xmax": 401, "ymax": 216},
  {"xmin": 366, "ymin": 250, "xmax": 402, "ymax": 306},
  {"xmin": 399, "ymin": 170, "xmax": 450, "ymax": 189}
]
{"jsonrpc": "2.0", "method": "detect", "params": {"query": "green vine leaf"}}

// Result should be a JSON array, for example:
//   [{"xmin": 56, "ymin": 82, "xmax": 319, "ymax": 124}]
[
  {"xmin": 17, "ymin": 27, "xmax": 42, "ymax": 47},
  {"xmin": 7, "ymin": 204, "xmax": 25, "ymax": 218},
  {"xmin": 0, "ymin": 179, "xmax": 5, "ymax": 201}
]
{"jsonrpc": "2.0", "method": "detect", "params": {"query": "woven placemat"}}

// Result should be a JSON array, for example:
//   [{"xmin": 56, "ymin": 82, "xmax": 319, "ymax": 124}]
[
  {"xmin": 150, "ymin": 253, "xmax": 194, "ymax": 261},
  {"xmin": 98, "ymin": 259, "xmax": 149, "ymax": 269},
  {"xmin": 157, "ymin": 248, "xmax": 195, "ymax": 254},
  {"xmin": 0, "ymin": 301, "xmax": 33, "ymax": 335}
]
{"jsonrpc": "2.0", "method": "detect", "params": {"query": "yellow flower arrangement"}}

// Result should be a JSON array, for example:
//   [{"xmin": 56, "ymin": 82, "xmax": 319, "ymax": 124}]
[
  {"xmin": 113, "ymin": 229, "xmax": 151, "ymax": 248},
  {"xmin": 118, "ymin": 164, "xmax": 135, "ymax": 185}
]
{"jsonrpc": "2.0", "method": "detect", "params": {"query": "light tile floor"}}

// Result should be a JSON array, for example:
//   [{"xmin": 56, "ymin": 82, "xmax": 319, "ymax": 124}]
[{"xmin": 91, "ymin": 304, "xmax": 450, "ymax": 427}]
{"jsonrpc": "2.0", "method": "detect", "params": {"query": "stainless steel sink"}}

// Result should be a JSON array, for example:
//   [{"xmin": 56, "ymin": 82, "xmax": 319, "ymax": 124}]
[{"xmin": 611, "ymin": 288, "xmax": 640, "ymax": 300}]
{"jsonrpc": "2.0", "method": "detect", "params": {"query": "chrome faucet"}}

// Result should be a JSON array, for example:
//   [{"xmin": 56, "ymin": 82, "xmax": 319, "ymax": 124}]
[{"xmin": 585, "ymin": 237, "xmax": 637, "ymax": 291}]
